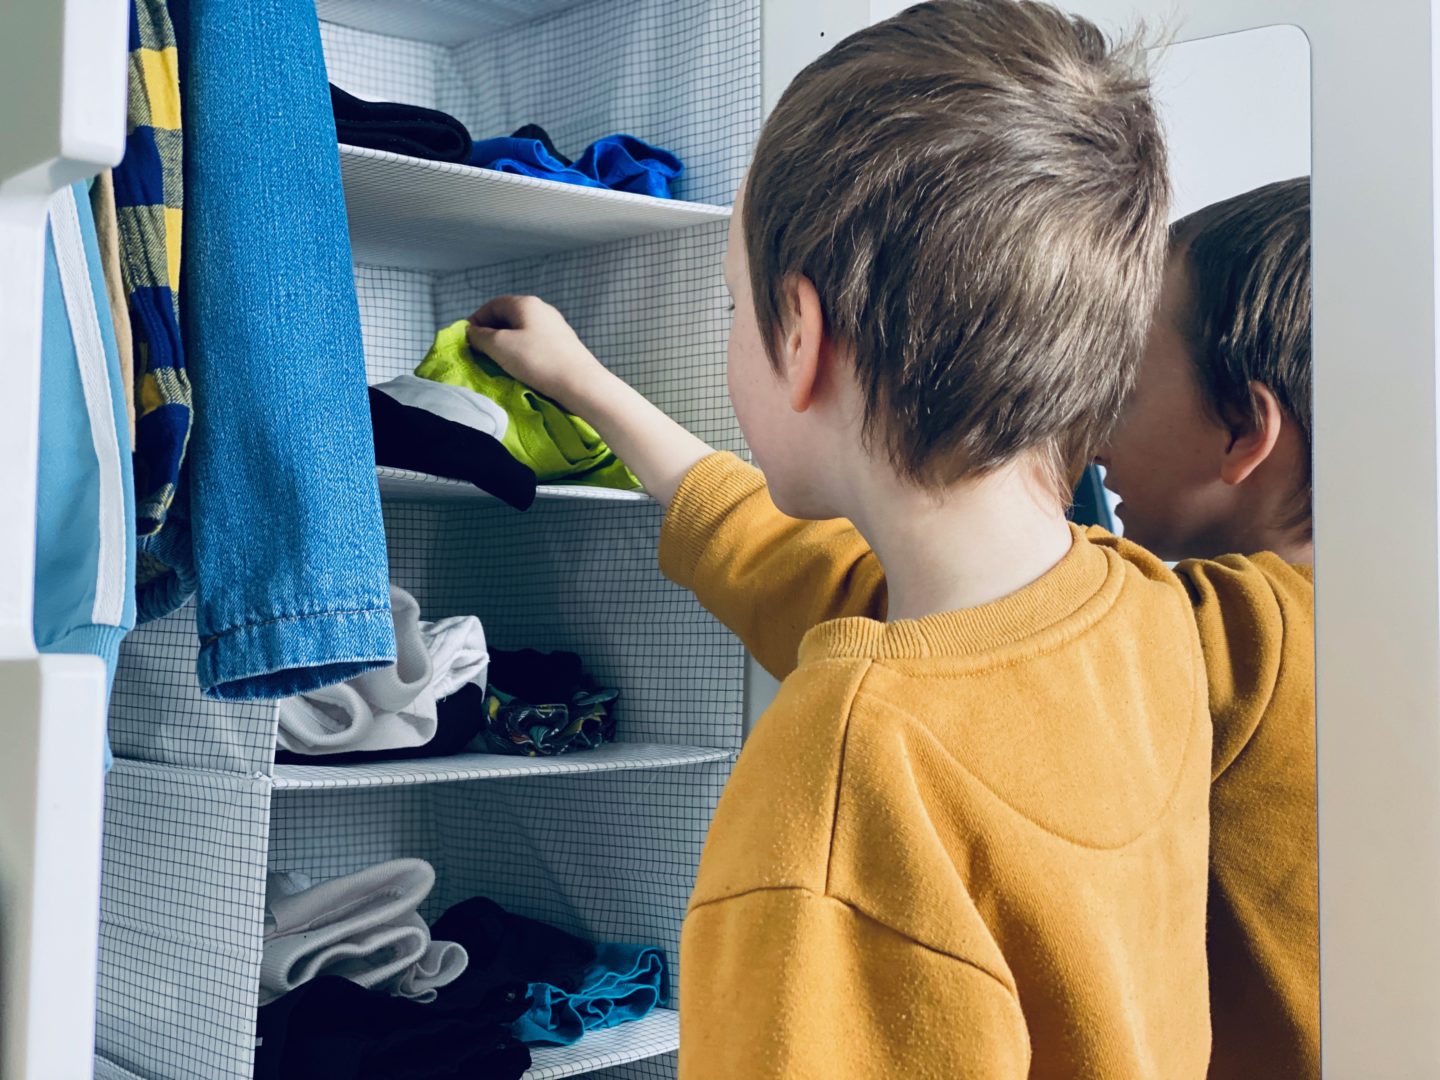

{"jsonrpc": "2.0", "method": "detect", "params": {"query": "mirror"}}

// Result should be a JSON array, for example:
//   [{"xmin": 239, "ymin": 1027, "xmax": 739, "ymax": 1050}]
[{"xmin": 1105, "ymin": 24, "xmax": 1318, "ymax": 1077}]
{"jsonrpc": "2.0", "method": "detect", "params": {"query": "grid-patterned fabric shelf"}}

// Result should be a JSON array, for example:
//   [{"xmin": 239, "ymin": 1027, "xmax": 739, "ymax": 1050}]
[
  {"xmin": 270, "ymin": 744, "xmax": 735, "ymax": 790},
  {"xmin": 526, "ymin": 1011, "xmax": 678, "ymax": 1079},
  {"xmin": 94, "ymin": 1056, "xmax": 150, "ymax": 1080},
  {"xmin": 340, "ymin": 147, "xmax": 731, "ymax": 272},
  {"xmin": 377, "ymin": 466, "xmax": 652, "ymax": 505},
  {"xmin": 93, "ymin": 4, "xmax": 759, "ymax": 1077},
  {"xmin": 314, "ymin": 0, "xmax": 591, "ymax": 45}
]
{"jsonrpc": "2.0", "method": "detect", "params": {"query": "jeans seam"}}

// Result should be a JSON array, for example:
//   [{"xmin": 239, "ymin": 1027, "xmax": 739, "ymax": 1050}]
[{"xmin": 200, "ymin": 604, "xmax": 391, "ymax": 646}]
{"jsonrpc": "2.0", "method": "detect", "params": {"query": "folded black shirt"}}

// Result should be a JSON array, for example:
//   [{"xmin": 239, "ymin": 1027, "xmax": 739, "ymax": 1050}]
[
  {"xmin": 431, "ymin": 897, "xmax": 597, "ymax": 1005},
  {"xmin": 331, "ymin": 83, "xmax": 473, "ymax": 163},
  {"xmin": 369, "ymin": 387, "xmax": 537, "ymax": 510},
  {"xmin": 255, "ymin": 975, "xmax": 529, "ymax": 1080}
]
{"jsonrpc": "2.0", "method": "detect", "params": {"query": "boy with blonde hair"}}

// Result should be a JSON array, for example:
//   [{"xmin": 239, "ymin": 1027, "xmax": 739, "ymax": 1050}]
[{"xmin": 471, "ymin": 1, "xmax": 1213, "ymax": 1075}]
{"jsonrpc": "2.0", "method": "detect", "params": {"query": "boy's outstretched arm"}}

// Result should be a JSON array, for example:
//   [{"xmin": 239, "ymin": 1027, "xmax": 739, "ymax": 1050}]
[
  {"xmin": 469, "ymin": 297, "xmax": 886, "ymax": 679},
  {"xmin": 468, "ymin": 296, "xmax": 712, "ymax": 507}
]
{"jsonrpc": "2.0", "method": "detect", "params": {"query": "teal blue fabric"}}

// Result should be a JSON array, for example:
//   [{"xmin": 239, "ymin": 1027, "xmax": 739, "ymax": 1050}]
[
  {"xmin": 513, "ymin": 943, "xmax": 668, "ymax": 1047},
  {"xmin": 171, "ymin": 0, "xmax": 395, "ymax": 699},
  {"xmin": 36, "ymin": 183, "xmax": 139, "ymax": 772}
]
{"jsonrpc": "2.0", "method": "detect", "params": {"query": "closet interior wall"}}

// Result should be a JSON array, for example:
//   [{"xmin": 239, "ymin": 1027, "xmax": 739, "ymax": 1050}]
[{"xmin": 93, "ymin": 2, "xmax": 759, "ymax": 1078}]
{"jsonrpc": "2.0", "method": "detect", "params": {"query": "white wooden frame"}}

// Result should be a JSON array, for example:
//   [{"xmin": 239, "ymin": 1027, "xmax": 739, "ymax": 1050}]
[
  {"xmin": 4, "ymin": 0, "xmax": 1436, "ymax": 1075},
  {"xmin": 0, "ymin": 2, "xmax": 128, "ymax": 1079},
  {"xmin": 766, "ymin": 0, "xmax": 1440, "ymax": 1074}
]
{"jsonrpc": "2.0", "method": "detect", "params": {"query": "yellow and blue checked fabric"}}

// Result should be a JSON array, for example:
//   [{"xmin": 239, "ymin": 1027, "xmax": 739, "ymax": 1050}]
[{"xmin": 113, "ymin": 0, "xmax": 191, "ymax": 538}]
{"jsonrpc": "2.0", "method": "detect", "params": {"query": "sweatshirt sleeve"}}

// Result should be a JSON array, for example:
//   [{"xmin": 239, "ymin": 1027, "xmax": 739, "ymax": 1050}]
[
  {"xmin": 659, "ymin": 452, "xmax": 886, "ymax": 680},
  {"xmin": 1170, "ymin": 553, "xmax": 1302, "ymax": 778},
  {"xmin": 680, "ymin": 887, "xmax": 1030, "ymax": 1080}
]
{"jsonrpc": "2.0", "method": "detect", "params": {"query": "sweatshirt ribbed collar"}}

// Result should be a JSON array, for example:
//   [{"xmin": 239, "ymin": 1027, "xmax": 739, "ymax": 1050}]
[{"xmin": 797, "ymin": 524, "xmax": 1115, "ymax": 663}]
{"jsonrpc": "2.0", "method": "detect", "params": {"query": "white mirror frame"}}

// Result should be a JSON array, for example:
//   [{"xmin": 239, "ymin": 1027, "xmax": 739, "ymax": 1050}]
[
  {"xmin": 1080, "ymin": 6, "xmax": 1440, "ymax": 1073},
  {"xmin": 767, "ymin": 0, "xmax": 1440, "ymax": 1073}
]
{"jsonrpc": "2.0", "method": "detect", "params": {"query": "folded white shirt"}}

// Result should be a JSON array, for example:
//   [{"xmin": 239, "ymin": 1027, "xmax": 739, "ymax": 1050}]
[
  {"xmin": 260, "ymin": 858, "xmax": 467, "ymax": 1005},
  {"xmin": 382, "ymin": 932, "xmax": 470, "ymax": 1004},
  {"xmin": 277, "ymin": 585, "xmax": 488, "ymax": 755},
  {"xmin": 422, "ymin": 613, "xmax": 489, "ymax": 702},
  {"xmin": 372, "ymin": 374, "xmax": 509, "ymax": 440}
]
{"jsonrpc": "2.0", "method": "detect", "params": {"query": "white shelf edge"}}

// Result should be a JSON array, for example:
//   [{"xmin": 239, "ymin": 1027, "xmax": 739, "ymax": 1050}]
[
  {"xmin": 269, "ymin": 743, "xmax": 735, "ymax": 790},
  {"xmin": 375, "ymin": 466, "xmax": 652, "ymax": 505},
  {"xmin": 339, "ymin": 145, "xmax": 730, "ymax": 272},
  {"xmin": 316, "ymin": 0, "xmax": 596, "ymax": 48},
  {"xmin": 525, "ymin": 1009, "xmax": 678, "ymax": 1080},
  {"xmin": 340, "ymin": 144, "xmax": 732, "ymax": 217}
]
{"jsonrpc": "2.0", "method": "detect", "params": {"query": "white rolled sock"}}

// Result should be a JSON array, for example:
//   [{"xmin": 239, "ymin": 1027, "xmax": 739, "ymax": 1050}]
[
  {"xmin": 422, "ymin": 613, "xmax": 488, "ymax": 701},
  {"xmin": 260, "ymin": 858, "xmax": 457, "ymax": 1005},
  {"xmin": 376, "ymin": 920, "xmax": 469, "ymax": 1003}
]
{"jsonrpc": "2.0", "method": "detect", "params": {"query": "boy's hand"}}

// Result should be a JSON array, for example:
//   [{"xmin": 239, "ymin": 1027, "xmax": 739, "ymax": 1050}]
[
  {"xmin": 465, "ymin": 295, "xmax": 714, "ymax": 507},
  {"xmin": 467, "ymin": 295, "xmax": 607, "ymax": 413}
]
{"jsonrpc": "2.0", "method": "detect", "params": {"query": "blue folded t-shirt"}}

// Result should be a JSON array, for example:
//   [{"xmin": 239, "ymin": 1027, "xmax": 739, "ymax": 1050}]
[
  {"xmin": 575, "ymin": 135, "xmax": 682, "ymax": 198},
  {"xmin": 468, "ymin": 132, "xmax": 683, "ymax": 199},
  {"xmin": 513, "ymin": 942, "xmax": 668, "ymax": 1047}
]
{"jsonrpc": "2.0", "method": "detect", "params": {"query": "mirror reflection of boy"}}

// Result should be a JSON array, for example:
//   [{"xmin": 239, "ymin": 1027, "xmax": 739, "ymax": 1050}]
[{"xmin": 1098, "ymin": 178, "xmax": 1317, "ymax": 1080}]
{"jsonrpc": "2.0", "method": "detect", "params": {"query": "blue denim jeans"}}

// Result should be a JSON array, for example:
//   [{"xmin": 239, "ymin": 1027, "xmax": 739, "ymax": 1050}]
[{"xmin": 172, "ymin": 0, "xmax": 395, "ymax": 700}]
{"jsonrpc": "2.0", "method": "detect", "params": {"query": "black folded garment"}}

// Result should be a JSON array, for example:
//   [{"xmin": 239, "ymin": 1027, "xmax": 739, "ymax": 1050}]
[
  {"xmin": 487, "ymin": 648, "xmax": 589, "ymax": 702},
  {"xmin": 255, "ymin": 975, "xmax": 530, "ymax": 1080},
  {"xmin": 369, "ymin": 387, "xmax": 538, "ymax": 511},
  {"xmin": 431, "ymin": 897, "xmax": 597, "ymax": 1005},
  {"xmin": 479, "ymin": 648, "xmax": 619, "ymax": 757},
  {"xmin": 331, "ymin": 84, "xmax": 473, "ymax": 163}
]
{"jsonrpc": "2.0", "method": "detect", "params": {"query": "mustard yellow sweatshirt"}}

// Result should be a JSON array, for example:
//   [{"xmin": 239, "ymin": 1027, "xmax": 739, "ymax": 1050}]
[
  {"xmin": 661, "ymin": 453, "xmax": 1317, "ymax": 1079},
  {"xmin": 1182, "ymin": 556, "xmax": 1317, "ymax": 1080},
  {"xmin": 662, "ymin": 454, "xmax": 1214, "ymax": 1078}
]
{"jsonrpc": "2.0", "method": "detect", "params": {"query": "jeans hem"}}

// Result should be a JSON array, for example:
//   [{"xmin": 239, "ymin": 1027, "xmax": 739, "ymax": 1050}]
[{"xmin": 197, "ymin": 604, "xmax": 397, "ymax": 701}]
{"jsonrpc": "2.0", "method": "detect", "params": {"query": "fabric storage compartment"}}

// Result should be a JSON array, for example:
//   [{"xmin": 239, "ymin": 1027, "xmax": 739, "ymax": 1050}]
[
  {"xmin": 93, "ymin": 0, "xmax": 759, "ymax": 1076},
  {"xmin": 97, "ymin": 463, "xmax": 746, "ymax": 1080}
]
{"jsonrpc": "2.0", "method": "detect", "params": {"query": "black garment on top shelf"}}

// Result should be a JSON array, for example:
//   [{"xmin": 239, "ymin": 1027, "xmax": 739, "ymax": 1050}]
[
  {"xmin": 330, "ymin": 84, "xmax": 473, "ymax": 163},
  {"xmin": 509, "ymin": 124, "xmax": 573, "ymax": 167},
  {"xmin": 369, "ymin": 387, "xmax": 537, "ymax": 511},
  {"xmin": 430, "ymin": 897, "xmax": 597, "ymax": 1007},
  {"xmin": 487, "ymin": 648, "xmax": 591, "ymax": 702},
  {"xmin": 274, "ymin": 682, "xmax": 489, "ymax": 767},
  {"xmin": 479, "ymin": 648, "xmax": 620, "ymax": 757},
  {"xmin": 254, "ymin": 975, "xmax": 530, "ymax": 1080}
]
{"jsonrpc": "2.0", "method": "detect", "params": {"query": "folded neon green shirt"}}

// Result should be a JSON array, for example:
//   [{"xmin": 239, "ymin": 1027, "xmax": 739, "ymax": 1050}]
[{"xmin": 415, "ymin": 321, "xmax": 640, "ymax": 490}]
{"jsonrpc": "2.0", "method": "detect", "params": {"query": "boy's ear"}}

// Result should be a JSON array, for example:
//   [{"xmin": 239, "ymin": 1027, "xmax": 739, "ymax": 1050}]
[
  {"xmin": 778, "ymin": 274, "xmax": 827, "ymax": 413},
  {"xmin": 1220, "ymin": 381, "xmax": 1285, "ymax": 486}
]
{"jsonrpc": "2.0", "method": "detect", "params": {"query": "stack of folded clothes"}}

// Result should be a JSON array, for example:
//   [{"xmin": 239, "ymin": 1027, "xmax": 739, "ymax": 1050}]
[
  {"xmin": 328, "ymin": 85, "xmax": 684, "ymax": 199},
  {"xmin": 414, "ymin": 321, "xmax": 640, "ymax": 490},
  {"xmin": 260, "ymin": 859, "xmax": 466, "ymax": 1007},
  {"xmin": 255, "ymin": 891, "xmax": 668, "ymax": 1080},
  {"xmin": 472, "ymin": 648, "xmax": 620, "ymax": 757},
  {"xmin": 467, "ymin": 124, "xmax": 683, "ymax": 199},
  {"xmin": 367, "ymin": 321, "xmax": 642, "ymax": 502},
  {"xmin": 329, "ymin": 84, "xmax": 473, "ymax": 163},
  {"xmin": 275, "ymin": 585, "xmax": 490, "ymax": 764}
]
